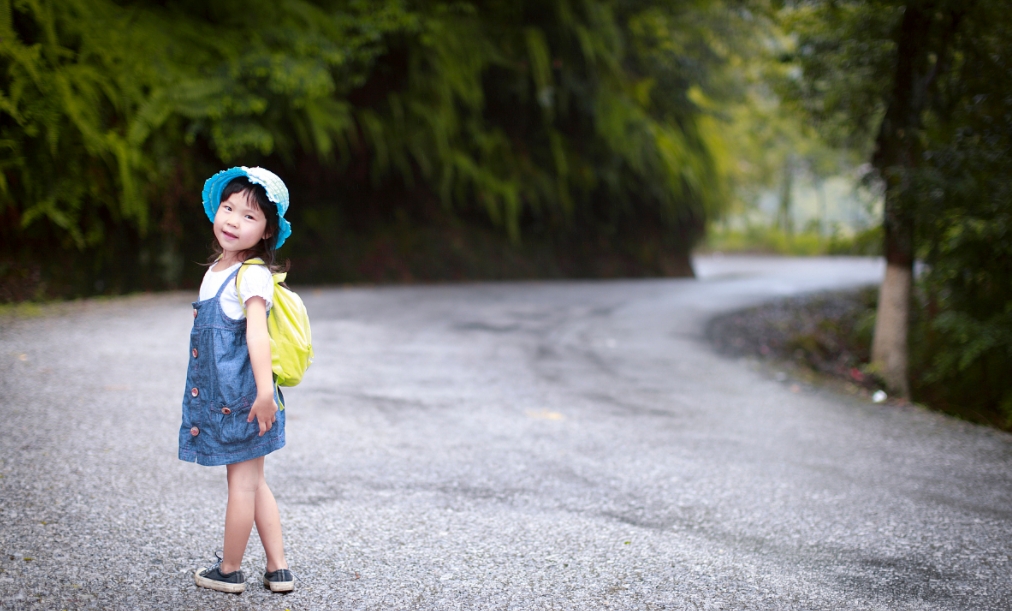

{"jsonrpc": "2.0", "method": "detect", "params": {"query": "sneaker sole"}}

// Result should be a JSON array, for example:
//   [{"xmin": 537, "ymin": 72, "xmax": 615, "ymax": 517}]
[
  {"xmin": 263, "ymin": 575, "xmax": 295, "ymax": 592},
  {"xmin": 195, "ymin": 568, "xmax": 246, "ymax": 594}
]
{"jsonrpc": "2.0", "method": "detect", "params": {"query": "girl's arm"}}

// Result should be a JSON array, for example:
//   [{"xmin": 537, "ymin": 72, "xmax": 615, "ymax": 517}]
[{"xmin": 245, "ymin": 296, "xmax": 276, "ymax": 436}]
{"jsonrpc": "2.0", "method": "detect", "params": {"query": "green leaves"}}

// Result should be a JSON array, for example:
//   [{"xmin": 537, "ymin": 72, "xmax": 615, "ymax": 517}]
[
  {"xmin": 4, "ymin": 0, "xmax": 743, "ymax": 297},
  {"xmin": 0, "ymin": 0, "xmax": 418, "ymax": 244},
  {"xmin": 776, "ymin": 0, "xmax": 1012, "ymax": 414},
  {"xmin": 1, "ymin": 0, "xmax": 155, "ymax": 243}
]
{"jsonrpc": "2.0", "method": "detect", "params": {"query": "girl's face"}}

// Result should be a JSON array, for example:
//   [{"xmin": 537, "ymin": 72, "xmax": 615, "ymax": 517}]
[{"xmin": 213, "ymin": 191, "xmax": 271, "ymax": 263}]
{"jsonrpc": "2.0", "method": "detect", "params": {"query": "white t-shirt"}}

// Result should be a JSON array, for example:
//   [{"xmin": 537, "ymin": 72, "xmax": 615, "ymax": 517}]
[{"xmin": 199, "ymin": 262, "xmax": 274, "ymax": 320}]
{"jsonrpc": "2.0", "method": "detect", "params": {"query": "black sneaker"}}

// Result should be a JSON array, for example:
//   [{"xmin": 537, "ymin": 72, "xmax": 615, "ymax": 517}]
[
  {"xmin": 263, "ymin": 568, "xmax": 295, "ymax": 592},
  {"xmin": 194, "ymin": 554, "xmax": 246, "ymax": 594}
]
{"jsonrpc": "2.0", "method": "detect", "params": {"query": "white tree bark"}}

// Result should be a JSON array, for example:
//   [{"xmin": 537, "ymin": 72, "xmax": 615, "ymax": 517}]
[{"xmin": 871, "ymin": 262, "xmax": 912, "ymax": 396}]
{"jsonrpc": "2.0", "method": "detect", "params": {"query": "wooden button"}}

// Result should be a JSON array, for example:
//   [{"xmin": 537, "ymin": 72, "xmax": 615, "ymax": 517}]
[
  {"xmin": 221, "ymin": 407, "xmax": 232, "ymax": 415},
  {"xmin": 190, "ymin": 427, "xmax": 199, "ymax": 436},
  {"xmin": 190, "ymin": 387, "xmax": 199, "ymax": 398}
]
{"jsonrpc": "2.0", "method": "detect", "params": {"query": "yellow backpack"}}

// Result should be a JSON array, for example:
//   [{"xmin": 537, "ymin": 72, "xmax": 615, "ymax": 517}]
[{"xmin": 236, "ymin": 258, "xmax": 314, "ymax": 388}]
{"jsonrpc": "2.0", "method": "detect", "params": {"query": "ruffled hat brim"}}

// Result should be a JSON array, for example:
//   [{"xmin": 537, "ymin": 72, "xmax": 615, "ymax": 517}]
[{"xmin": 202, "ymin": 167, "xmax": 292, "ymax": 249}]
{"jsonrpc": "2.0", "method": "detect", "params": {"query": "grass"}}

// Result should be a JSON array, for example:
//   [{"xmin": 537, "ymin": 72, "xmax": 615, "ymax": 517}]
[
  {"xmin": 700, "ymin": 224, "xmax": 883, "ymax": 257},
  {"xmin": 0, "ymin": 301, "xmax": 45, "ymax": 319}
]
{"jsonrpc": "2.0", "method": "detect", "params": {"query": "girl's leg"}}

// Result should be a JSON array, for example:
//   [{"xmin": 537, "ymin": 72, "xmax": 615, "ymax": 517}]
[
  {"xmin": 220, "ymin": 457, "xmax": 263, "ymax": 573},
  {"xmin": 253, "ymin": 466, "xmax": 288, "ymax": 572},
  {"xmin": 221, "ymin": 456, "xmax": 289, "ymax": 574}
]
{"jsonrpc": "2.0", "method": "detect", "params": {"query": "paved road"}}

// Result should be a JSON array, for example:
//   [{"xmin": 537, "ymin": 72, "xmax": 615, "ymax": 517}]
[{"xmin": 1, "ymin": 256, "xmax": 1011, "ymax": 610}]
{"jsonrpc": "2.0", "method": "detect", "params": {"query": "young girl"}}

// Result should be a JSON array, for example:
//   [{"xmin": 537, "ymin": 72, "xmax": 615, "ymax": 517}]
[{"xmin": 178, "ymin": 166, "xmax": 295, "ymax": 594}]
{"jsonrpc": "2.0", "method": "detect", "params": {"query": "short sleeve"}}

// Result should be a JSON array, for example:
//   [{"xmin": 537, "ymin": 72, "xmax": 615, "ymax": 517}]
[{"xmin": 238, "ymin": 265, "xmax": 275, "ymax": 313}]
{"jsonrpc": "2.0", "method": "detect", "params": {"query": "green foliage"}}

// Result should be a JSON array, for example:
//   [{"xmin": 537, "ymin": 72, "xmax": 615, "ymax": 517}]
[
  {"xmin": 0, "ymin": 0, "xmax": 415, "ymax": 249},
  {"xmin": 689, "ymin": 1, "xmax": 865, "ymax": 231},
  {"xmin": 0, "ymin": 0, "xmax": 157, "ymax": 246},
  {"xmin": 704, "ymin": 224, "xmax": 881, "ymax": 256},
  {"xmin": 774, "ymin": 0, "xmax": 898, "ymax": 153},
  {"xmin": 2, "ymin": 0, "xmax": 742, "ymax": 297},
  {"xmin": 350, "ymin": 0, "xmax": 731, "ymax": 241},
  {"xmin": 776, "ymin": 0, "xmax": 1012, "ymax": 415},
  {"xmin": 911, "ymin": 7, "xmax": 1012, "ymax": 414}
]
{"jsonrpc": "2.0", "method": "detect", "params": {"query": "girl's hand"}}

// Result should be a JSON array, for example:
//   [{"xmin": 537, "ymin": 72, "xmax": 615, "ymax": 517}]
[{"xmin": 248, "ymin": 392, "xmax": 278, "ymax": 436}]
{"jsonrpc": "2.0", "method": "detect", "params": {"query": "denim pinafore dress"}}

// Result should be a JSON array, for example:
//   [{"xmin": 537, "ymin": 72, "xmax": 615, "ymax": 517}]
[{"xmin": 178, "ymin": 265, "xmax": 285, "ymax": 466}]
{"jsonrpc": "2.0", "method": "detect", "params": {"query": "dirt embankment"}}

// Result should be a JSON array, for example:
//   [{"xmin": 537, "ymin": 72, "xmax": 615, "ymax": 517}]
[{"xmin": 707, "ymin": 287, "xmax": 887, "ymax": 397}]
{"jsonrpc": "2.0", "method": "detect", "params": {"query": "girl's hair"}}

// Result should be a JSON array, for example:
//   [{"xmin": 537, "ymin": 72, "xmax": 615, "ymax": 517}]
[{"xmin": 206, "ymin": 177, "xmax": 288, "ymax": 273}]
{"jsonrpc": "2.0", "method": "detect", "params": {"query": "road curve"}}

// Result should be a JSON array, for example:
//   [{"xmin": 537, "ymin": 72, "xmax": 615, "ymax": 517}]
[{"xmin": 1, "ymin": 255, "xmax": 1010, "ymax": 610}]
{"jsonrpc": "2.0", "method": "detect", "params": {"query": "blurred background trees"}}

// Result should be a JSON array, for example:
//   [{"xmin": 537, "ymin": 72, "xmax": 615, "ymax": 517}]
[
  {"xmin": 2, "ymin": 0, "xmax": 1009, "ymax": 423},
  {"xmin": 0, "ymin": 0, "xmax": 748, "ymax": 294},
  {"xmin": 775, "ymin": 0, "xmax": 1012, "ymax": 418}
]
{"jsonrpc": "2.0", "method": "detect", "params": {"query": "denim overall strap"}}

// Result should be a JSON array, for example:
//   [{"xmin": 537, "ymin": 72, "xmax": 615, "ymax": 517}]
[
  {"xmin": 211, "ymin": 265, "xmax": 244, "ymax": 326},
  {"xmin": 215, "ymin": 265, "xmax": 242, "ymax": 299},
  {"xmin": 178, "ymin": 263, "xmax": 286, "ymax": 466}
]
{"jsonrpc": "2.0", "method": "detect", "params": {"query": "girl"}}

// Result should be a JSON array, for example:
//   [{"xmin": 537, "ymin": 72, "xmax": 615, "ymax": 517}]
[{"xmin": 178, "ymin": 167, "xmax": 295, "ymax": 594}]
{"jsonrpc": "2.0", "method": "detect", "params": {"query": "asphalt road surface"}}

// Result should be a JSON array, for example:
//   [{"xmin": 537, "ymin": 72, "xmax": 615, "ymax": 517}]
[{"xmin": 1, "ymin": 255, "xmax": 1010, "ymax": 610}]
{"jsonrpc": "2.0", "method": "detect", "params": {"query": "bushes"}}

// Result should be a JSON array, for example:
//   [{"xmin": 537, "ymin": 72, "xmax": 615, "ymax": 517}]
[
  {"xmin": 908, "ymin": 6, "xmax": 1012, "ymax": 423},
  {"xmin": 1, "ymin": 0, "xmax": 737, "ymax": 299},
  {"xmin": 703, "ymin": 224, "xmax": 882, "ymax": 256}
]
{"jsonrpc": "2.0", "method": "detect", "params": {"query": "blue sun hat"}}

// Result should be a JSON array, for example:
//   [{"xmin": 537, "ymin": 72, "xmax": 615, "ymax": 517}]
[{"xmin": 202, "ymin": 166, "xmax": 292, "ymax": 249}]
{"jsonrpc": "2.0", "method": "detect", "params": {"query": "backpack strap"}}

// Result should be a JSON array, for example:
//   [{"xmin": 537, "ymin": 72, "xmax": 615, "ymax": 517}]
[{"xmin": 235, "ymin": 257, "xmax": 268, "ymax": 317}]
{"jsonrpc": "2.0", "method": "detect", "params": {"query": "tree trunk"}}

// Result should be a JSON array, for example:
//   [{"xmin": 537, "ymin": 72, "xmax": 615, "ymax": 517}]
[
  {"xmin": 869, "ymin": 2, "xmax": 952, "ymax": 396},
  {"xmin": 872, "ymin": 260, "xmax": 912, "ymax": 396},
  {"xmin": 777, "ymin": 155, "xmax": 794, "ymax": 235},
  {"xmin": 872, "ymin": 158, "xmax": 917, "ymax": 395}
]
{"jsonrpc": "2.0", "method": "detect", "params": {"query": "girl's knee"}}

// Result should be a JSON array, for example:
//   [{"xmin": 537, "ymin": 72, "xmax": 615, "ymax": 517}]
[{"xmin": 226, "ymin": 458, "xmax": 265, "ymax": 492}]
